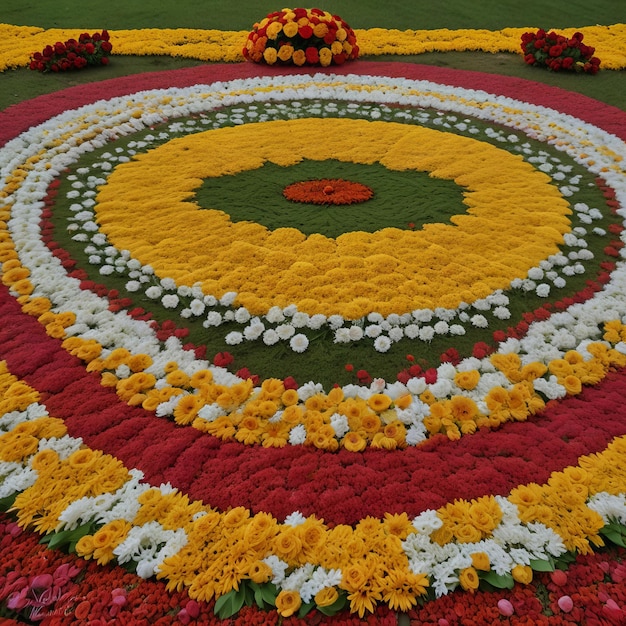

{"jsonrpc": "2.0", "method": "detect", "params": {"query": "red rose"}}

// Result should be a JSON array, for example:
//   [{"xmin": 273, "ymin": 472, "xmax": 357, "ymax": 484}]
[
  {"xmin": 100, "ymin": 57, "xmax": 110, "ymax": 65},
  {"xmin": 298, "ymin": 24, "xmax": 314, "ymax": 39},
  {"xmin": 293, "ymin": 8, "xmax": 308, "ymax": 19},
  {"xmin": 561, "ymin": 56, "xmax": 574, "ymax": 69},
  {"xmin": 85, "ymin": 43, "xmax": 95, "ymax": 54},
  {"xmin": 213, "ymin": 351, "xmax": 234, "ymax": 367},
  {"xmin": 549, "ymin": 45, "xmax": 563, "ymax": 57},
  {"xmin": 305, "ymin": 46, "xmax": 319, "ymax": 64},
  {"xmin": 333, "ymin": 52, "xmax": 347, "ymax": 65},
  {"xmin": 524, "ymin": 53, "xmax": 536, "ymax": 65},
  {"xmin": 101, "ymin": 41, "xmax": 113, "ymax": 53}
]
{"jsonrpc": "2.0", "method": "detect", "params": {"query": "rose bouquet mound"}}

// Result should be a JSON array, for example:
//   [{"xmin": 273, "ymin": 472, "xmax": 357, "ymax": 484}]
[
  {"xmin": 243, "ymin": 7, "xmax": 359, "ymax": 67},
  {"xmin": 520, "ymin": 28, "xmax": 601, "ymax": 74},
  {"xmin": 29, "ymin": 30, "xmax": 112, "ymax": 73}
]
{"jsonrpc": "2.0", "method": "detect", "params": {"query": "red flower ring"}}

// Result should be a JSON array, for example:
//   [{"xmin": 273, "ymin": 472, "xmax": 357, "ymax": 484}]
[
  {"xmin": 2, "ymin": 62, "xmax": 626, "ymax": 621},
  {"xmin": 283, "ymin": 178, "xmax": 374, "ymax": 205}
]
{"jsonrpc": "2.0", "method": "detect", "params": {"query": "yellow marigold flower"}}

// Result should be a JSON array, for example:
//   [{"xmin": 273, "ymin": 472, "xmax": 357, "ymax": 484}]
[
  {"xmin": 342, "ymin": 431, "xmax": 367, "ymax": 452},
  {"xmin": 383, "ymin": 512, "xmax": 413, "ymax": 540},
  {"xmin": 198, "ymin": 415, "xmax": 235, "ymax": 439},
  {"xmin": 30, "ymin": 448, "xmax": 59, "ymax": 473},
  {"xmin": 275, "ymin": 590, "xmax": 301, "ymax": 618},
  {"xmin": 603, "ymin": 320, "xmax": 625, "ymax": 343},
  {"xmin": 263, "ymin": 47, "xmax": 278, "ymax": 64},
  {"xmin": 454, "ymin": 370, "xmax": 480, "ymax": 390},
  {"xmin": 243, "ymin": 511, "xmax": 278, "ymax": 549},
  {"xmin": 190, "ymin": 369, "xmax": 213, "ymax": 388},
  {"xmin": 360, "ymin": 413, "xmax": 382, "ymax": 436},
  {"xmin": 548, "ymin": 358, "xmax": 573, "ymax": 378},
  {"xmin": 266, "ymin": 21, "xmax": 282, "ymax": 39},
  {"xmin": 561, "ymin": 374, "xmax": 582, "ymax": 395},
  {"xmin": 75, "ymin": 535, "xmax": 95, "ymax": 559},
  {"xmin": 0, "ymin": 432, "xmax": 38, "ymax": 462},
  {"xmin": 259, "ymin": 378, "xmax": 284, "ymax": 401},
  {"xmin": 292, "ymin": 49, "xmax": 306, "ymax": 66},
  {"xmin": 512, "ymin": 564, "xmax": 533, "ymax": 584},
  {"xmin": 166, "ymin": 369, "xmax": 190, "ymax": 387},
  {"xmin": 92, "ymin": 520, "xmax": 132, "ymax": 565},
  {"xmin": 509, "ymin": 483, "xmax": 544, "ymax": 508},
  {"xmin": 367, "ymin": 393, "xmax": 392, "ymax": 412},
  {"xmin": 282, "ymin": 22, "xmax": 298, "ymax": 38},
  {"xmin": 319, "ymin": 47, "xmax": 332, "ymax": 66},
  {"xmin": 341, "ymin": 563, "xmax": 369, "ymax": 592},
  {"xmin": 248, "ymin": 560, "xmax": 273, "ymax": 584},
  {"xmin": 223, "ymin": 506, "xmax": 250, "ymax": 529},
  {"xmin": 173, "ymin": 394, "xmax": 203, "ymax": 425},
  {"xmin": 459, "ymin": 566, "xmax": 480, "ymax": 591},
  {"xmin": 471, "ymin": 552, "xmax": 491, "ymax": 571},
  {"xmin": 272, "ymin": 528, "xmax": 303, "ymax": 562},
  {"xmin": 281, "ymin": 388, "xmax": 300, "ymax": 406},
  {"xmin": 454, "ymin": 523, "xmax": 483, "ymax": 544},
  {"xmin": 101, "ymin": 347, "xmax": 131, "ymax": 369},
  {"xmin": 313, "ymin": 22, "xmax": 329, "ymax": 38},
  {"xmin": 277, "ymin": 44, "xmax": 294, "ymax": 62},
  {"xmin": 128, "ymin": 353, "xmax": 152, "ymax": 372}
]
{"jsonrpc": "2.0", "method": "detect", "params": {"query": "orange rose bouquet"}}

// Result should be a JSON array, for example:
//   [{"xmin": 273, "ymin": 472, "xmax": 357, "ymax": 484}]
[{"xmin": 243, "ymin": 8, "xmax": 359, "ymax": 67}]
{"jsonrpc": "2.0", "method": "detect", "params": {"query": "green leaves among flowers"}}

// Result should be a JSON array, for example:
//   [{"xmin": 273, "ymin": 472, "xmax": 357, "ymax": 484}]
[
  {"xmin": 39, "ymin": 521, "xmax": 98, "ymax": 553},
  {"xmin": 214, "ymin": 580, "xmax": 277, "ymax": 618}
]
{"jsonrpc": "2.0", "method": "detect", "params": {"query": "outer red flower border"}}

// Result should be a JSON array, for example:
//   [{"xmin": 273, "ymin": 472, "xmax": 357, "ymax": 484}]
[{"xmin": 2, "ymin": 62, "xmax": 626, "ymax": 624}]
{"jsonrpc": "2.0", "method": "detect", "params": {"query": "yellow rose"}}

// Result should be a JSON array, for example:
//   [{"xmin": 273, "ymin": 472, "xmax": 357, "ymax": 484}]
[
  {"xmin": 275, "ymin": 590, "xmax": 301, "ymax": 617},
  {"xmin": 319, "ymin": 47, "xmax": 332, "ymax": 66},
  {"xmin": 277, "ymin": 44, "xmax": 294, "ymax": 62},
  {"xmin": 283, "ymin": 22, "xmax": 299, "ymax": 38},
  {"xmin": 266, "ymin": 21, "xmax": 283, "ymax": 40},
  {"xmin": 512, "ymin": 564, "xmax": 533, "ymax": 584},
  {"xmin": 459, "ymin": 566, "xmax": 480, "ymax": 591},
  {"xmin": 471, "ymin": 552, "xmax": 491, "ymax": 571},
  {"xmin": 314, "ymin": 587, "xmax": 339, "ymax": 607}
]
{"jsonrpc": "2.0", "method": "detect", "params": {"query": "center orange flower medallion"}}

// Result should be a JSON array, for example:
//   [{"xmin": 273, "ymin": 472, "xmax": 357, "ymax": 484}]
[{"xmin": 282, "ymin": 178, "xmax": 374, "ymax": 205}]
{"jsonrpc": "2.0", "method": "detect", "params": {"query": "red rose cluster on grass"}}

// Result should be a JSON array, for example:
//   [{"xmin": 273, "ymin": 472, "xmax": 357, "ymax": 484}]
[
  {"xmin": 520, "ymin": 28, "xmax": 600, "ymax": 74},
  {"xmin": 29, "ymin": 30, "xmax": 112, "ymax": 73},
  {"xmin": 243, "ymin": 7, "xmax": 359, "ymax": 67}
]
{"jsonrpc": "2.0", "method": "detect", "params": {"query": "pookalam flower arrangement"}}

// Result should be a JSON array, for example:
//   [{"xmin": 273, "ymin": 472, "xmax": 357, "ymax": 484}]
[
  {"xmin": 520, "ymin": 28, "xmax": 601, "ymax": 74},
  {"xmin": 29, "ymin": 30, "xmax": 112, "ymax": 73},
  {"xmin": 3, "ymin": 31, "xmax": 626, "ymax": 622},
  {"xmin": 243, "ymin": 7, "xmax": 359, "ymax": 67}
]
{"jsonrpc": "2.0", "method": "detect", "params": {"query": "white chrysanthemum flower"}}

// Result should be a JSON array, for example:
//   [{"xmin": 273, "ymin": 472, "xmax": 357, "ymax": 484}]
[
  {"xmin": 262, "ymin": 555, "xmax": 289, "ymax": 586},
  {"xmin": 160, "ymin": 277, "xmax": 177, "ymax": 290},
  {"xmin": 290, "ymin": 333, "xmax": 309, "ymax": 353},
  {"xmin": 284, "ymin": 511, "xmax": 307, "ymax": 526},
  {"xmin": 224, "ymin": 331, "xmax": 243, "ymax": 345},
  {"xmin": 374, "ymin": 336, "xmax": 391, "ymax": 352},
  {"xmin": 327, "ymin": 315, "xmax": 344, "ymax": 330},
  {"xmin": 145, "ymin": 286, "xmax": 162, "ymax": 299},
  {"xmin": 220, "ymin": 291, "xmax": 237, "ymax": 306},
  {"xmin": 276, "ymin": 324, "xmax": 296, "ymax": 340},
  {"xmin": 307, "ymin": 313, "xmax": 326, "ymax": 330},
  {"xmin": 470, "ymin": 315, "xmax": 488, "ymax": 328},
  {"xmin": 244, "ymin": 319, "xmax": 265, "ymax": 340},
  {"xmin": 234, "ymin": 307, "xmax": 251, "ymax": 324},
  {"xmin": 348, "ymin": 325, "xmax": 364, "ymax": 341},
  {"xmin": 334, "ymin": 328, "xmax": 351, "ymax": 343},
  {"xmin": 161, "ymin": 294, "xmax": 179, "ymax": 309},
  {"xmin": 288, "ymin": 424, "xmax": 307, "ymax": 445},
  {"xmin": 189, "ymin": 299, "xmax": 205, "ymax": 316},
  {"xmin": 536, "ymin": 283, "xmax": 551, "ymax": 297},
  {"xmin": 419, "ymin": 327, "xmax": 435, "ymax": 342},
  {"xmin": 263, "ymin": 329, "xmax": 280, "ymax": 345}
]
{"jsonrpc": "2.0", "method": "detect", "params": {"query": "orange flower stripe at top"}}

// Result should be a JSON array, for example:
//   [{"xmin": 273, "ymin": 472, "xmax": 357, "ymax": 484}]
[{"xmin": 94, "ymin": 118, "xmax": 571, "ymax": 318}]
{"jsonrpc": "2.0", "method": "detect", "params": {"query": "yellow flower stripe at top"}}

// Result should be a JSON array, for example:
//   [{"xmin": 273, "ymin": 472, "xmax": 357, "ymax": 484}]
[
  {"xmin": 4, "ymin": 359, "xmax": 626, "ymax": 616},
  {"xmin": 95, "ymin": 117, "xmax": 572, "ymax": 318},
  {"xmin": 0, "ymin": 23, "xmax": 625, "ymax": 72}
]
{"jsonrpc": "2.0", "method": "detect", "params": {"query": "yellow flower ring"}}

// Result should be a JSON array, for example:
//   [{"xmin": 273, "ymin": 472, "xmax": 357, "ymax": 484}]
[
  {"xmin": 95, "ymin": 118, "xmax": 571, "ymax": 317},
  {"xmin": 2, "ymin": 61, "xmax": 626, "ymax": 618}
]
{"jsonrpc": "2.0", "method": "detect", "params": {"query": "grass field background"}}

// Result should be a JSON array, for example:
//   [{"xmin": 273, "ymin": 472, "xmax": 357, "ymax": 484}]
[{"xmin": 0, "ymin": 1, "xmax": 624, "ymax": 112}]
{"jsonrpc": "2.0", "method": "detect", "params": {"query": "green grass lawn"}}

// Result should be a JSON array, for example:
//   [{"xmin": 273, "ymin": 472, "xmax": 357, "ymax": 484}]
[{"xmin": 1, "ymin": 1, "xmax": 624, "ymax": 112}]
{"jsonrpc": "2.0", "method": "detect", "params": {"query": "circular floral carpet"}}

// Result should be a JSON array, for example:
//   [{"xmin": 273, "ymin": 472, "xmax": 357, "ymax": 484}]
[{"xmin": 2, "ymin": 61, "xmax": 626, "ymax": 625}]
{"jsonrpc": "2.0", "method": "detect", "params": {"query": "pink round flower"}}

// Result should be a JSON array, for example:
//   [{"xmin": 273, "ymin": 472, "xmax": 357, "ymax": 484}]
[
  {"xmin": 558, "ymin": 595, "xmax": 574, "ymax": 613},
  {"xmin": 497, "ymin": 598, "xmax": 515, "ymax": 616}
]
